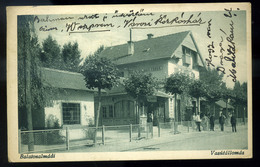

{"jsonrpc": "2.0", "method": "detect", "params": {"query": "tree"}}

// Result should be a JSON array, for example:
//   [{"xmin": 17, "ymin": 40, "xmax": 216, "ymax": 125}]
[
  {"xmin": 61, "ymin": 41, "xmax": 82, "ymax": 72},
  {"xmin": 164, "ymin": 72, "xmax": 191, "ymax": 133},
  {"xmin": 188, "ymin": 79, "xmax": 207, "ymax": 114},
  {"xmin": 81, "ymin": 48, "xmax": 119, "ymax": 144},
  {"xmin": 200, "ymin": 68, "xmax": 225, "ymax": 116},
  {"xmin": 205, "ymin": 87, "xmax": 223, "ymax": 116},
  {"xmin": 231, "ymin": 81, "xmax": 247, "ymax": 122},
  {"xmin": 221, "ymin": 86, "xmax": 234, "ymax": 117},
  {"xmin": 18, "ymin": 15, "xmax": 43, "ymax": 151},
  {"xmin": 40, "ymin": 36, "xmax": 82, "ymax": 72},
  {"xmin": 200, "ymin": 67, "xmax": 224, "ymax": 88},
  {"xmin": 40, "ymin": 35, "xmax": 63, "ymax": 69},
  {"xmin": 124, "ymin": 71, "xmax": 157, "ymax": 122}
]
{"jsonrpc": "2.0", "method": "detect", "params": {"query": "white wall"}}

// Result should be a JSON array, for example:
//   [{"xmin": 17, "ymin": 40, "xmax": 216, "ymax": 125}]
[
  {"xmin": 119, "ymin": 59, "xmax": 168, "ymax": 80},
  {"xmin": 44, "ymin": 89, "xmax": 95, "ymax": 140}
]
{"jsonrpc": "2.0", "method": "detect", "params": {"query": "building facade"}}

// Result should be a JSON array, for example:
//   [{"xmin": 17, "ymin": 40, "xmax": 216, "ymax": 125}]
[
  {"xmin": 97, "ymin": 31, "xmax": 207, "ymax": 126},
  {"xmin": 41, "ymin": 68, "xmax": 96, "ymax": 140}
]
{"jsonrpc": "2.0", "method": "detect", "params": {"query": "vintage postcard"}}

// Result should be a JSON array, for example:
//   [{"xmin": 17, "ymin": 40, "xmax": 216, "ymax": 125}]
[{"xmin": 7, "ymin": 3, "xmax": 252, "ymax": 162}]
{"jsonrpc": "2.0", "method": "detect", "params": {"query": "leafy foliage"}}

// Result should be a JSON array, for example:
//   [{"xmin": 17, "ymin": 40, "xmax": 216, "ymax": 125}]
[
  {"xmin": 222, "ymin": 87, "xmax": 234, "ymax": 102},
  {"xmin": 81, "ymin": 46, "xmax": 119, "ymax": 137},
  {"xmin": 18, "ymin": 15, "xmax": 45, "ymax": 129},
  {"xmin": 124, "ymin": 71, "xmax": 157, "ymax": 100},
  {"xmin": 231, "ymin": 81, "xmax": 247, "ymax": 106},
  {"xmin": 61, "ymin": 41, "xmax": 82, "ymax": 72},
  {"xmin": 188, "ymin": 79, "xmax": 207, "ymax": 99},
  {"xmin": 40, "ymin": 35, "xmax": 62, "ymax": 69},
  {"xmin": 40, "ymin": 35, "xmax": 82, "ymax": 72},
  {"xmin": 200, "ymin": 68, "xmax": 225, "ymax": 103},
  {"xmin": 200, "ymin": 68, "xmax": 224, "ymax": 88},
  {"xmin": 205, "ymin": 87, "xmax": 223, "ymax": 103},
  {"xmin": 81, "ymin": 54, "xmax": 119, "ymax": 90},
  {"xmin": 164, "ymin": 72, "xmax": 191, "ymax": 95}
]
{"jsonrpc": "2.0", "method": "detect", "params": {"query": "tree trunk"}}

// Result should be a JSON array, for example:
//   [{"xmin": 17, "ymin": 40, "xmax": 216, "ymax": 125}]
[
  {"xmin": 226, "ymin": 99, "xmax": 228, "ymax": 117},
  {"xmin": 197, "ymin": 97, "xmax": 200, "ymax": 114},
  {"xmin": 94, "ymin": 88, "xmax": 101, "ymax": 145},
  {"xmin": 25, "ymin": 47, "xmax": 34, "ymax": 151},
  {"xmin": 236, "ymin": 105, "xmax": 239, "ymax": 120},
  {"xmin": 174, "ymin": 93, "xmax": 178, "ymax": 133},
  {"xmin": 213, "ymin": 102, "xmax": 215, "ymax": 117},
  {"xmin": 243, "ymin": 106, "xmax": 246, "ymax": 124},
  {"xmin": 134, "ymin": 100, "xmax": 138, "ymax": 124}
]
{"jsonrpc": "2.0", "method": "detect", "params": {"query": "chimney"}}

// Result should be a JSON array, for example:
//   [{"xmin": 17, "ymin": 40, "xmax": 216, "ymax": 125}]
[
  {"xmin": 147, "ymin": 33, "xmax": 154, "ymax": 39},
  {"xmin": 128, "ymin": 29, "xmax": 134, "ymax": 55},
  {"xmin": 128, "ymin": 41, "xmax": 134, "ymax": 55}
]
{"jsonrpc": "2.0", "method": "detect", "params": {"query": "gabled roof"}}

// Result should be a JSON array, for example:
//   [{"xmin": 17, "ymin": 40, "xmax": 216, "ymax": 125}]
[
  {"xmin": 41, "ymin": 68, "xmax": 96, "ymax": 92},
  {"xmin": 100, "ymin": 31, "xmax": 205, "ymax": 67}
]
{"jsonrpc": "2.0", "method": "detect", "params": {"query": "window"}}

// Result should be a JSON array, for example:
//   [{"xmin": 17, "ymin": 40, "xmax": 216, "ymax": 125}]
[
  {"xmin": 62, "ymin": 103, "xmax": 81, "ymax": 125},
  {"xmin": 109, "ymin": 105, "xmax": 113, "ymax": 117},
  {"xmin": 182, "ymin": 46, "xmax": 192, "ymax": 66},
  {"xmin": 102, "ymin": 106, "xmax": 107, "ymax": 118},
  {"xmin": 182, "ymin": 46, "xmax": 199, "ymax": 69},
  {"xmin": 101, "ymin": 105, "xmax": 113, "ymax": 118},
  {"xmin": 191, "ymin": 52, "xmax": 198, "ymax": 69}
]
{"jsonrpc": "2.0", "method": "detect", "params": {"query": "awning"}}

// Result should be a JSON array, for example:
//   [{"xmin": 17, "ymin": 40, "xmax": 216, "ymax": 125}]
[
  {"xmin": 154, "ymin": 91, "xmax": 172, "ymax": 98},
  {"xmin": 215, "ymin": 100, "xmax": 234, "ymax": 109}
]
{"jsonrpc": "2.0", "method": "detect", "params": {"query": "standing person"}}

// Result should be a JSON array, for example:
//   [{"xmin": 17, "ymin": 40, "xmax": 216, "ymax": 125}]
[
  {"xmin": 209, "ymin": 114, "xmax": 215, "ymax": 131},
  {"xmin": 195, "ymin": 113, "xmax": 201, "ymax": 132},
  {"xmin": 147, "ymin": 113, "xmax": 153, "ymax": 123},
  {"xmin": 219, "ymin": 112, "xmax": 226, "ymax": 131},
  {"xmin": 192, "ymin": 113, "xmax": 196, "ymax": 130},
  {"xmin": 231, "ymin": 113, "xmax": 237, "ymax": 132}
]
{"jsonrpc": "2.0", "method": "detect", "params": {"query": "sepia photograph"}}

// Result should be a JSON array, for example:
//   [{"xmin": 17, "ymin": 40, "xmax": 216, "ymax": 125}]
[{"xmin": 7, "ymin": 3, "xmax": 252, "ymax": 162}]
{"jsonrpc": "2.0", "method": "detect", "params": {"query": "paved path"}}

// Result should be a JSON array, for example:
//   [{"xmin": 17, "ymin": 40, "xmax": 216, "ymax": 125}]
[{"xmin": 61, "ymin": 125, "xmax": 248, "ymax": 152}]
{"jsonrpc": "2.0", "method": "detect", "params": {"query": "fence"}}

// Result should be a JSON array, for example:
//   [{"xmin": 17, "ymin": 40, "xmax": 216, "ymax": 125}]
[
  {"xmin": 19, "ymin": 128, "xmax": 67, "ymax": 153},
  {"xmin": 19, "ymin": 118, "xmax": 247, "ymax": 153},
  {"xmin": 19, "ymin": 123, "xmax": 153, "ymax": 153}
]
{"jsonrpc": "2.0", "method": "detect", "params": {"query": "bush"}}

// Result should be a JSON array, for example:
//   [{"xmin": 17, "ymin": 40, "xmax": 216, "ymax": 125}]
[{"xmin": 85, "ymin": 128, "xmax": 95, "ymax": 140}]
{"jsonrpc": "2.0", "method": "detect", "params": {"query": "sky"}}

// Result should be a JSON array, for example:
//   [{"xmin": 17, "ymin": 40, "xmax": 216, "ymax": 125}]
[{"xmin": 32, "ymin": 9, "xmax": 248, "ymax": 88}]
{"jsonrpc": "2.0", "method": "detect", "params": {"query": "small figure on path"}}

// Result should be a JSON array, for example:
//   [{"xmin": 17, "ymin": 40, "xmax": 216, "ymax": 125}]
[
  {"xmin": 195, "ymin": 113, "xmax": 201, "ymax": 132},
  {"xmin": 202, "ymin": 114, "xmax": 209, "ymax": 131},
  {"xmin": 192, "ymin": 113, "xmax": 196, "ymax": 130},
  {"xmin": 209, "ymin": 113, "xmax": 215, "ymax": 131},
  {"xmin": 219, "ymin": 112, "xmax": 226, "ymax": 131},
  {"xmin": 231, "ymin": 113, "xmax": 237, "ymax": 132}
]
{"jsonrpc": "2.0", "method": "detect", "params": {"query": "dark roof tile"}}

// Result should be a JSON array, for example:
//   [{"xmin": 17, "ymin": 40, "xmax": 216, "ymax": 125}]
[
  {"xmin": 100, "ymin": 31, "xmax": 190, "ymax": 65},
  {"xmin": 41, "ymin": 68, "xmax": 95, "ymax": 92}
]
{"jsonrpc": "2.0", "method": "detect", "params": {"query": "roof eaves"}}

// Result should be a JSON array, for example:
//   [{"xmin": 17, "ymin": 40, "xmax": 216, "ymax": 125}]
[
  {"xmin": 116, "ymin": 56, "xmax": 169, "ymax": 66},
  {"xmin": 170, "ymin": 31, "xmax": 190, "ymax": 59},
  {"xmin": 189, "ymin": 32, "xmax": 206, "ymax": 68}
]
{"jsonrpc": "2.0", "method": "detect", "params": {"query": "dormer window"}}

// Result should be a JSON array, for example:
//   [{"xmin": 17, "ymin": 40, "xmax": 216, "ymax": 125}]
[
  {"xmin": 182, "ymin": 46, "xmax": 192, "ymax": 66},
  {"xmin": 182, "ymin": 46, "xmax": 198, "ymax": 69}
]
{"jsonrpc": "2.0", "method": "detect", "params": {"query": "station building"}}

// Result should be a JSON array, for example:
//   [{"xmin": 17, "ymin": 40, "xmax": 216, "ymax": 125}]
[{"xmin": 97, "ymin": 31, "xmax": 207, "ymax": 126}]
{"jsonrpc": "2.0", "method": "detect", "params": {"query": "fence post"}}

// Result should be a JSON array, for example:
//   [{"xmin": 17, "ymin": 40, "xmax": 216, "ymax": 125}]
[
  {"xmin": 102, "ymin": 125, "xmax": 105, "ymax": 145},
  {"xmin": 129, "ymin": 124, "xmax": 132, "ymax": 142},
  {"xmin": 146, "ymin": 123, "xmax": 149, "ymax": 139},
  {"xmin": 187, "ymin": 121, "xmax": 189, "ymax": 133},
  {"xmin": 151, "ymin": 123, "xmax": 153, "ymax": 138},
  {"xmin": 158, "ymin": 123, "xmax": 160, "ymax": 137},
  {"xmin": 18, "ymin": 129, "xmax": 21, "ymax": 153},
  {"xmin": 44, "ymin": 131, "xmax": 48, "ymax": 145},
  {"xmin": 93, "ymin": 127, "xmax": 97, "ymax": 146},
  {"xmin": 66, "ymin": 127, "xmax": 70, "ymax": 150},
  {"xmin": 138, "ymin": 124, "xmax": 141, "ymax": 138}
]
